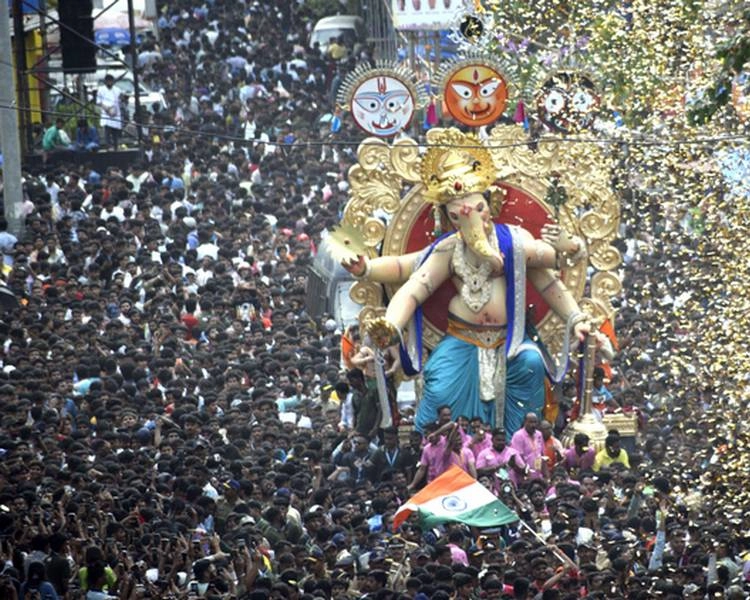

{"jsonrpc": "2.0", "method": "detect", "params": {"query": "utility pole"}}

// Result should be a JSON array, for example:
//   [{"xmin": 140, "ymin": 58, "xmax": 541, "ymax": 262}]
[
  {"xmin": 408, "ymin": 30, "xmax": 417, "ymax": 138},
  {"xmin": 0, "ymin": 0, "xmax": 25, "ymax": 237},
  {"xmin": 12, "ymin": 0, "xmax": 30, "ymax": 152},
  {"xmin": 127, "ymin": 0, "xmax": 144, "ymax": 151}
]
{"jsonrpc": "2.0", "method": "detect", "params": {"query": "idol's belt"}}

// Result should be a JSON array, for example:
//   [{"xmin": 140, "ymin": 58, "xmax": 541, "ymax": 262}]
[{"xmin": 446, "ymin": 316, "xmax": 507, "ymax": 350}]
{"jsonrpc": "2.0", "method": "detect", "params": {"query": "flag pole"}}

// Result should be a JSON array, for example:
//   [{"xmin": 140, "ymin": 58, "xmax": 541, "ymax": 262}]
[{"xmin": 517, "ymin": 519, "xmax": 576, "ymax": 569}]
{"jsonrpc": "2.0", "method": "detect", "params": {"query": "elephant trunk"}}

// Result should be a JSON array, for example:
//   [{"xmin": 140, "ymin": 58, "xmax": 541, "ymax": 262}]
[{"xmin": 461, "ymin": 214, "xmax": 504, "ymax": 272}]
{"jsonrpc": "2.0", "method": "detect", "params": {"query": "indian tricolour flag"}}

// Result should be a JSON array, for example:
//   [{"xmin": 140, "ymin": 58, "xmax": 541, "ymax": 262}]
[{"xmin": 393, "ymin": 465, "xmax": 518, "ymax": 531}]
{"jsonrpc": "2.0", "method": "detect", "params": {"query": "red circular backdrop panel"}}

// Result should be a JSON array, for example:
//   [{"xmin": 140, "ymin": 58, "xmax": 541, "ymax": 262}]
[{"xmin": 399, "ymin": 183, "xmax": 555, "ymax": 333}]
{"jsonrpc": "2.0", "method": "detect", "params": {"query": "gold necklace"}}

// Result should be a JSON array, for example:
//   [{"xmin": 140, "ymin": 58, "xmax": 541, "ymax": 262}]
[{"xmin": 451, "ymin": 240, "xmax": 493, "ymax": 312}]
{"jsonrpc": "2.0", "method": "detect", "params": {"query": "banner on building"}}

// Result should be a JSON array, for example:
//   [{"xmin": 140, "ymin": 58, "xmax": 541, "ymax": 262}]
[{"xmin": 391, "ymin": 0, "xmax": 459, "ymax": 31}]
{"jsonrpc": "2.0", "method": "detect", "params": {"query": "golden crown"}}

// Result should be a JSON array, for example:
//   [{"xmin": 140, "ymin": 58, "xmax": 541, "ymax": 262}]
[{"xmin": 419, "ymin": 129, "xmax": 498, "ymax": 205}]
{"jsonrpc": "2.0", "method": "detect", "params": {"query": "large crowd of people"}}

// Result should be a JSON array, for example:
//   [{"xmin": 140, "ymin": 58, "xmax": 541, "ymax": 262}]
[{"xmin": 1, "ymin": 0, "xmax": 749, "ymax": 599}]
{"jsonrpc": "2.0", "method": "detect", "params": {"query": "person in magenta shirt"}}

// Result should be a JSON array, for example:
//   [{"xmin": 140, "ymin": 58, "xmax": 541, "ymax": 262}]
[
  {"xmin": 458, "ymin": 416, "xmax": 492, "ymax": 454},
  {"xmin": 408, "ymin": 423, "xmax": 477, "ymax": 491},
  {"xmin": 476, "ymin": 427, "xmax": 525, "ymax": 491},
  {"xmin": 447, "ymin": 529, "xmax": 470, "ymax": 567},
  {"xmin": 463, "ymin": 425, "xmax": 493, "ymax": 460},
  {"xmin": 418, "ymin": 433, "xmax": 449, "ymax": 482},
  {"xmin": 444, "ymin": 428, "xmax": 477, "ymax": 477},
  {"xmin": 407, "ymin": 420, "xmax": 454, "ymax": 490},
  {"xmin": 561, "ymin": 432, "xmax": 596, "ymax": 475},
  {"xmin": 509, "ymin": 412, "xmax": 546, "ymax": 481}
]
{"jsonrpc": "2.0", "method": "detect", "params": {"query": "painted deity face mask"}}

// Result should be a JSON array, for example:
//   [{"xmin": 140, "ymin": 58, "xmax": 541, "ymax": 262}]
[{"xmin": 352, "ymin": 75, "xmax": 415, "ymax": 137}]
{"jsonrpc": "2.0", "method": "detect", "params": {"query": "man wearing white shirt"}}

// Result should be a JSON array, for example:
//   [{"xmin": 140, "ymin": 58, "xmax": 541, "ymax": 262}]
[
  {"xmin": 96, "ymin": 75, "xmax": 122, "ymax": 150},
  {"xmin": 100, "ymin": 201, "xmax": 125, "ymax": 222},
  {"xmin": 336, "ymin": 381, "xmax": 354, "ymax": 431},
  {"xmin": 196, "ymin": 239, "xmax": 219, "ymax": 262},
  {"xmin": 195, "ymin": 257, "xmax": 214, "ymax": 287},
  {"xmin": 126, "ymin": 164, "xmax": 151, "ymax": 193},
  {"xmin": 45, "ymin": 175, "xmax": 60, "ymax": 204}
]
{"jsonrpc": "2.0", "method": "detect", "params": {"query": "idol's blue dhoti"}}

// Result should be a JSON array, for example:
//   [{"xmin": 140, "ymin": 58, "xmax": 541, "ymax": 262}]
[{"xmin": 414, "ymin": 332, "xmax": 546, "ymax": 436}]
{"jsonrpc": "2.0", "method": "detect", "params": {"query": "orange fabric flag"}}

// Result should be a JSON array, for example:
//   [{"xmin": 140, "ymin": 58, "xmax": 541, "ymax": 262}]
[
  {"xmin": 341, "ymin": 327, "xmax": 356, "ymax": 370},
  {"xmin": 599, "ymin": 319, "xmax": 619, "ymax": 351}
]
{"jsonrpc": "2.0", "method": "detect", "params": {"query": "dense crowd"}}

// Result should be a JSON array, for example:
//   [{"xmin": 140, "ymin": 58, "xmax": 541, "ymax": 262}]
[{"xmin": 1, "ymin": 0, "xmax": 749, "ymax": 599}]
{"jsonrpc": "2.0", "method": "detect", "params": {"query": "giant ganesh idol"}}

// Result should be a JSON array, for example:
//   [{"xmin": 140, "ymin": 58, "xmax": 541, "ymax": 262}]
[{"xmin": 341, "ymin": 129, "xmax": 592, "ymax": 437}]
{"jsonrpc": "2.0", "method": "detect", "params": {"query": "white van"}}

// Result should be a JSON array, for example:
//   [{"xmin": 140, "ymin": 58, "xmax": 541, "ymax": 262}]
[
  {"xmin": 305, "ymin": 236, "xmax": 361, "ymax": 330},
  {"xmin": 309, "ymin": 15, "xmax": 366, "ymax": 54}
]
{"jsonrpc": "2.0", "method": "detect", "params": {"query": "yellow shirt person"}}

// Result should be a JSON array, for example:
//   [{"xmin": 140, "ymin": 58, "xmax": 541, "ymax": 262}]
[{"xmin": 593, "ymin": 432, "xmax": 630, "ymax": 472}]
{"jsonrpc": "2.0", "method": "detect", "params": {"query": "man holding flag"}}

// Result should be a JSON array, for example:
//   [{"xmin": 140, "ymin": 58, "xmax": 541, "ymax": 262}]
[{"xmin": 407, "ymin": 422, "xmax": 476, "ymax": 492}]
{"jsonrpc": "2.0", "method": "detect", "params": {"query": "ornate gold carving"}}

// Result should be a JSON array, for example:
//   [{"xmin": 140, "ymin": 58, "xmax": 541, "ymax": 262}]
[
  {"xmin": 350, "ymin": 281, "xmax": 382, "ymax": 308},
  {"xmin": 357, "ymin": 138, "xmax": 391, "ymax": 171},
  {"xmin": 357, "ymin": 306, "xmax": 386, "ymax": 328},
  {"xmin": 561, "ymin": 413, "xmax": 609, "ymax": 451},
  {"xmin": 482, "ymin": 125, "xmax": 620, "ymax": 352},
  {"xmin": 345, "ymin": 165, "xmax": 402, "ymax": 228},
  {"xmin": 591, "ymin": 272, "xmax": 622, "ymax": 306},
  {"xmin": 362, "ymin": 218, "xmax": 387, "ymax": 248},
  {"xmin": 390, "ymin": 138, "xmax": 422, "ymax": 183},
  {"xmin": 588, "ymin": 242, "xmax": 622, "ymax": 271},
  {"xmin": 578, "ymin": 298, "xmax": 611, "ymax": 326},
  {"xmin": 340, "ymin": 137, "xmax": 422, "ymax": 253},
  {"xmin": 580, "ymin": 211, "xmax": 617, "ymax": 240},
  {"xmin": 365, "ymin": 316, "xmax": 400, "ymax": 349},
  {"xmin": 601, "ymin": 413, "xmax": 639, "ymax": 438}
]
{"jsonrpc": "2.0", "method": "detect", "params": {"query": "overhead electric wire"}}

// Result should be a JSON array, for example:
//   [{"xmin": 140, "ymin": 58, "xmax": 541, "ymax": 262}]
[{"xmin": 0, "ymin": 94, "xmax": 747, "ymax": 152}]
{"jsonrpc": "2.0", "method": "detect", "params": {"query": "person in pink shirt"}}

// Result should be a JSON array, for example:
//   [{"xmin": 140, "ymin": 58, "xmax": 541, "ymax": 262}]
[
  {"xmin": 447, "ymin": 529, "xmax": 469, "ymax": 567},
  {"xmin": 412, "ymin": 430, "xmax": 448, "ymax": 485},
  {"xmin": 476, "ymin": 428, "xmax": 525, "ymax": 491},
  {"xmin": 435, "ymin": 404, "xmax": 454, "ymax": 429},
  {"xmin": 509, "ymin": 413, "xmax": 546, "ymax": 481},
  {"xmin": 561, "ymin": 432, "xmax": 596, "ymax": 476},
  {"xmin": 443, "ymin": 425, "xmax": 477, "ymax": 477},
  {"xmin": 545, "ymin": 465, "xmax": 581, "ymax": 500},
  {"xmin": 463, "ymin": 424, "xmax": 492, "ymax": 460},
  {"xmin": 457, "ymin": 415, "xmax": 471, "ymax": 445},
  {"xmin": 457, "ymin": 416, "xmax": 491, "ymax": 456},
  {"xmin": 417, "ymin": 406, "xmax": 456, "ymax": 451},
  {"xmin": 408, "ymin": 421, "xmax": 475, "ymax": 490}
]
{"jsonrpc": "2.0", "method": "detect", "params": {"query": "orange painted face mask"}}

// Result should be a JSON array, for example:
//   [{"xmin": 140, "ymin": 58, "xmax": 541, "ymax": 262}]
[{"xmin": 444, "ymin": 65, "xmax": 508, "ymax": 127}]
